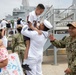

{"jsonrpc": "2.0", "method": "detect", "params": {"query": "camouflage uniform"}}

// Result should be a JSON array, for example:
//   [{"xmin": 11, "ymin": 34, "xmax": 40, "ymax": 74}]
[
  {"xmin": 11, "ymin": 33, "xmax": 26, "ymax": 62},
  {"xmin": 51, "ymin": 36, "xmax": 76, "ymax": 75}
]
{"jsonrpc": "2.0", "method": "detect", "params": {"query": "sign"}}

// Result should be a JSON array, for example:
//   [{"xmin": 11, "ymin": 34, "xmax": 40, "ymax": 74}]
[{"xmin": 0, "ymin": 53, "xmax": 24, "ymax": 75}]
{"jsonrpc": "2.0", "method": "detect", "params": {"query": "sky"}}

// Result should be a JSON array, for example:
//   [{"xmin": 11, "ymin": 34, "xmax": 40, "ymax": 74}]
[{"xmin": 0, "ymin": 0, "xmax": 72, "ymax": 19}]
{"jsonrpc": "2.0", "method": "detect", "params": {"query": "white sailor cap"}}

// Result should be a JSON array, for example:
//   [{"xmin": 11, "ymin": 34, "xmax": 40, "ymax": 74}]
[{"xmin": 43, "ymin": 19, "xmax": 53, "ymax": 29}]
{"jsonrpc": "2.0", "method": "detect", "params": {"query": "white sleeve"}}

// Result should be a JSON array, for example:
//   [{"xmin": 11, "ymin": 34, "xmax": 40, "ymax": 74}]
[
  {"xmin": 28, "ymin": 13, "xmax": 34, "ymax": 23},
  {"xmin": 11, "ymin": 24, "xmax": 12, "ymax": 28},
  {"xmin": 14, "ymin": 22, "xmax": 17, "ymax": 28},
  {"xmin": 14, "ymin": 24, "xmax": 15, "ymax": 28},
  {"xmin": 21, "ymin": 26, "xmax": 38, "ymax": 39},
  {"xmin": 20, "ymin": 20, "xmax": 24, "ymax": 26}
]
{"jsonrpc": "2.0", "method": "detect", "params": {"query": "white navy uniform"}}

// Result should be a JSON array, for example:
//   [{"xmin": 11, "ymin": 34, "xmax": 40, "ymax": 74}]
[
  {"xmin": 21, "ymin": 26, "xmax": 48, "ymax": 75},
  {"xmin": 21, "ymin": 20, "xmax": 53, "ymax": 75}
]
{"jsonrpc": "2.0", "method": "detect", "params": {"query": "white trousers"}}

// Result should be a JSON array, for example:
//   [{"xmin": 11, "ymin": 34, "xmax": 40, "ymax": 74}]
[{"xmin": 23, "ymin": 57, "xmax": 43, "ymax": 75}]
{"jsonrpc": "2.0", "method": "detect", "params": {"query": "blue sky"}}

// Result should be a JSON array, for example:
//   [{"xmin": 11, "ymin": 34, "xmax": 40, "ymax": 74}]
[{"xmin": 0, "ymin": 0, "xmax": 72, "ymax": 19}]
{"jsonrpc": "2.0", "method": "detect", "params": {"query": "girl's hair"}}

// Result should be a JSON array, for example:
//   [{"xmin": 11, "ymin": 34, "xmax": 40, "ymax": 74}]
[{"xmin": 0, "ymin": 30, "xmax": 2, "ymax": 39}]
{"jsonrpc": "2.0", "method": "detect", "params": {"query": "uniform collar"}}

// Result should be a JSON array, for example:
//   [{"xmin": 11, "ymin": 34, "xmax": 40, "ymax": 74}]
[{"xmin": 42, "ymin": 31, "xmax": 48, "ymax": 38}]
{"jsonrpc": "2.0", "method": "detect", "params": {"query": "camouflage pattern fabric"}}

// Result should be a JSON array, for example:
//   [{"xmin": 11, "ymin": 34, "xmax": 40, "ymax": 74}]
[
  {"xmin": 11, "ymin": 33, "xmax": 26, "ymax": 62},
  {"xmin": 51, "ymin": 36, "xmax": 76, "ymax": 75}
]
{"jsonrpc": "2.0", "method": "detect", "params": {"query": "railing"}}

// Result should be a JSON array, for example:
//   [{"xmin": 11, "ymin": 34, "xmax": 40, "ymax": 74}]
[{"xmin": 40, "ymin": 5, "xmax": 54, "ymax": 21}]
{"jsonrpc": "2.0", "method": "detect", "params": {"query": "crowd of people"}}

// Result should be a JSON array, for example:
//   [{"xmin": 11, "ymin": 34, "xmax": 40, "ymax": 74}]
[{"xmin": 0, "ymin": 3, "xmax": 76, "ymax": 75}]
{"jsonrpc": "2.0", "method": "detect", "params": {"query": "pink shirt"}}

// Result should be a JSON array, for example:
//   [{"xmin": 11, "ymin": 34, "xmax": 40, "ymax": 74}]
[{"xmin": 0, "ymin": 48, "xmax": 8, "ymax": 62}]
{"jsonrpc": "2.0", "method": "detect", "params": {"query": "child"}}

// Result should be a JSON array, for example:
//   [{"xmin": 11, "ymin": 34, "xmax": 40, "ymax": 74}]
[{"xmin": 0, "ymin": 39, "xmax": 8, "ymax": 68}]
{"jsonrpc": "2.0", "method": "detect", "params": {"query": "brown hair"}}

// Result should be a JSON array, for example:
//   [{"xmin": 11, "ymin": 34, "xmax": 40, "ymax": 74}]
[{"xmin": 37, "ymin": 4, "xmax": 45, "ymax": 9}]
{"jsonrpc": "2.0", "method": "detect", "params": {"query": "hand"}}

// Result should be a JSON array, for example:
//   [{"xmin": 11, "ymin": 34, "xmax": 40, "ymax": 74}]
[
  {"xmin": 49, "ymin": 34, "xmax": 55, "ymax": 41},
  {"xmin": 64, "ymin": 68, "xmax": 72, "ymax": 74}
]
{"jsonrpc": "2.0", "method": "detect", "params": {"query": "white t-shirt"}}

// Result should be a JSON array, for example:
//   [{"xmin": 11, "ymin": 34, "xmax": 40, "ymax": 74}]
[
  {"xmin": 14, "ymin": 21, "xmax": 17, "ymax": 28},
  {"xmin": 10, "ymin": 23, "xmax": 12, "ymax": 28},
  {"xmin": 28, "ymin": 11, "xmax": 40, "ymax": 27},
  {"xmin": 21, "ymin": 26, "xmax": 48, "ymax": 59},
  {"xmin": 20, "ymin": 20, "xmax": 25, "ymax": 26}
]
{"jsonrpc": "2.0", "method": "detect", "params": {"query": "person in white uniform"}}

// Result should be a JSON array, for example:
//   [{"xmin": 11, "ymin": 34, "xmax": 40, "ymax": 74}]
[{"xmin": 21, "ymin": 19, "xmax": 52, "ymax": 75}]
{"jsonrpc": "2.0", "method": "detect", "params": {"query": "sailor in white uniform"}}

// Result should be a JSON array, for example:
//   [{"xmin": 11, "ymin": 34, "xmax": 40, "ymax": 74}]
[{"xmin": 21, "ymin": 19, "xmax": 52, "ymax": 75}]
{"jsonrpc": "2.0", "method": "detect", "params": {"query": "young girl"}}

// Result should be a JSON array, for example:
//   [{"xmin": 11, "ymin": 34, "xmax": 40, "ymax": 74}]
[{"xmin": 0, "ymin": 39, "xmax": 8, "ymax": 68}]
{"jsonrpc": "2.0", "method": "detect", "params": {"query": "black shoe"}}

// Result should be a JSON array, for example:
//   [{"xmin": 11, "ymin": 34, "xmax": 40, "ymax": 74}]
[{"xmin": 22, "ymin": 64, "xmax": 31, "ymax": 71}]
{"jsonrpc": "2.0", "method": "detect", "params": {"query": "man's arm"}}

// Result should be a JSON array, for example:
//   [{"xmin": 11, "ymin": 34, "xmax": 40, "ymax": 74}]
[
  {"xmin": 21, "ymin": 25, "xmax": 38, "ymax": 39},
  {"xmin": 69, "ymin": 57, "xmax": 76, "ymax": 73},
  {"xmin": 0, "ymin": 59, "xmax": 8, "ymax": 68},
  {"xmin": 49, "ymin": 35, "xmax": 66, "ymax": 48},
  {"xmin": 2, "ymin": 29, "xmax": 5, "ymax": 36},
  {"xmin": 64, "ymin": 57, "xmax": 76, "ymax": 74}
]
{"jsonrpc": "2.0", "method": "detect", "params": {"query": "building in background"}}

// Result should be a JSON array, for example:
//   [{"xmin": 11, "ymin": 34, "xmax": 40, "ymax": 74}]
[
  {"xmin": 40, "ymin": 0, "xmax": 76, "ymax": 34},
  {"xmin": 5, "ymin": 0, "xmax": 50, "ymax": 21},
  {"xmin": 5, "ymin": 0, "xmax": 76, "ymax": 33}
]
